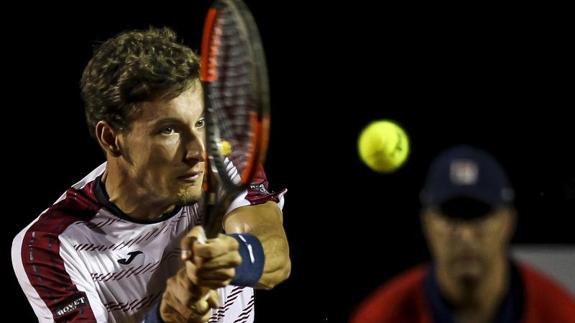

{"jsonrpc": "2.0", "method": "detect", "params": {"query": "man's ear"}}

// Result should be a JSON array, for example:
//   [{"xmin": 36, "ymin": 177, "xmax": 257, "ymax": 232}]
[
  {"xmin": 95, "ymin": 121, "xmax": 122, "ymax": 157},
  {"xmin": 420, "ymin": 209, "xmax": 431, "ymax": 240},
  {"xmin": 503, "ymin": 207, "xmax": 517, "ymax": 243}
]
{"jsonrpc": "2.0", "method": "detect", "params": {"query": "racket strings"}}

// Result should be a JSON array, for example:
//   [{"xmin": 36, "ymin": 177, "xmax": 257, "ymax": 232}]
[{"xmin": 209, "ymin": 6, "xmax": 258, "ymax": 180}]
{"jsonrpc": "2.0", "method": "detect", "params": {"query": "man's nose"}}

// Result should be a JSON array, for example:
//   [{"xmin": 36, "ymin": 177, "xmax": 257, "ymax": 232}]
[
  {"xmin": 184, "ymin": 135, "xmax": 206, "ymax": 163},
  {"xmin": 452, "ymin": 222, "xmax": 479, "ymax": 242}
]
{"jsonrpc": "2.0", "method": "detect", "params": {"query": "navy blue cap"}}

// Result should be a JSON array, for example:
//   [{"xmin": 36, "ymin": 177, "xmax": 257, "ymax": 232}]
[{"xmin": 421, "ymin": 145, "xmax": 514, "ymax": 209}]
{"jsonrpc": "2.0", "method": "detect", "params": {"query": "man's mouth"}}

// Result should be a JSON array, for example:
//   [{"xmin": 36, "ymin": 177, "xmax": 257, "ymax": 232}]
[{"xmin": 177, "ymin": 171, "xmax": 202, "ymax": 182}]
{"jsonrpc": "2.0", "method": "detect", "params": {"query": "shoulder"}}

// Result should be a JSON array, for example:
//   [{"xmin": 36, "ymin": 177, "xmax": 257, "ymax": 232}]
[
  {"xmin": 16, "ymin": 163, "xmax": 106, "ymax": 238},
  {"xmin": 35, "ymin": 180, "xmax": 101, "ymax": 230},
  {"xmin": 12, "ymin": 179, "xmax": 103, "ymax": 259},
  {"xmin": 518, "ymin": 262, "xmax": 575, "ymax": 322},
  {"xmin": 351, "ymin": 265, "xmax": 430, "ymax": 323}
]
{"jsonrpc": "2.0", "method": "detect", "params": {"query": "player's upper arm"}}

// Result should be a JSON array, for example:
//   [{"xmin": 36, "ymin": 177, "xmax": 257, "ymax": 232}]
[{"xmin": 12, "ymin": 227, "xmax": 107, "ymax": 322}]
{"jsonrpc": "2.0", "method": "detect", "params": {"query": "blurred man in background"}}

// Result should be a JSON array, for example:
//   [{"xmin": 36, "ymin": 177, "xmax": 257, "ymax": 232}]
[{"xmin": 352, "ymin": 145, "xmax": 575, "ymax": 323}]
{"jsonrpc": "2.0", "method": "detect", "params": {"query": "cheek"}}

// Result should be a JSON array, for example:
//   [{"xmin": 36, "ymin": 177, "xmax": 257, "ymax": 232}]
[
  {"xmin": 148, "ymin": 141, "xmax": 181, "ymax": 164},
  {"xmin": 127, "ymin": 148, "xmax": 177, "ymax": 182},
  {"xmin": 427, "ymin": 224, "xmax": 449, "ymax": 257},
  {"xmin": 486, "ymin": 223, "xmax": 509, "ymax": 250}
]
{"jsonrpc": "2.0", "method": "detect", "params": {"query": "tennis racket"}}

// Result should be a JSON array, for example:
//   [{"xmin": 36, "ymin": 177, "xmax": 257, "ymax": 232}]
[{"xmin": 200, "ymin": 0, "xmax": 270, "ymax": 239}]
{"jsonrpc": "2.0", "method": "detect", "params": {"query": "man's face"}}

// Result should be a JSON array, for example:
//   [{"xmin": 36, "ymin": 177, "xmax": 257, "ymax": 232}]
[
  {"xmin": 422, "ymin": 203, "xmax": 514, "ymax": 285},
  {"xmin": 117, "ymin": 81, "xmax": 206, "ymax": 206}
]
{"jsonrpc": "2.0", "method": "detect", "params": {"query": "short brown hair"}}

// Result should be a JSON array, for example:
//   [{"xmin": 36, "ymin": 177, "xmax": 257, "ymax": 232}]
[{"xmin": 81, "ymin": 27, "xmax": 200, "ymax": 138}]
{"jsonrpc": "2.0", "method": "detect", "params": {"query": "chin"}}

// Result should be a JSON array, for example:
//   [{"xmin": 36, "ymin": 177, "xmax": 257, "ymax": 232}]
[
  {"xmin": 456, "ymin": 271, "xmax": 482, "ymax": 285},
  {"xmin": 176, "ymin": 186, "xmax": 203, "ymax": 205},
  {"xmin": 451, "ymin": 261, "xmax": 484, "ymax": 284}
]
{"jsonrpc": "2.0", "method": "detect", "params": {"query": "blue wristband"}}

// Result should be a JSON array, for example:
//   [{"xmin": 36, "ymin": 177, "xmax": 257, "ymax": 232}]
[{"xmin": 229, "ymin": 233, "xmax": 265, "ymax": 287}]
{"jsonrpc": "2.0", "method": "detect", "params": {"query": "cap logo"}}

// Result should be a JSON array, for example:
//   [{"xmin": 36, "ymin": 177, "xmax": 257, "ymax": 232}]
[{"xmin": 450, "ymin": 159, "xmax": 478, "ymax": 185}]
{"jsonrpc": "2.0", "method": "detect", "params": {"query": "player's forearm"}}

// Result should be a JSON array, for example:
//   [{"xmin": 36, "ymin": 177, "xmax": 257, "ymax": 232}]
[
  {"xmin": 255, "ymin": 229, "xmax": 291, "ymax": 289},
  {"xmin": 224, "ymin": 201, "xmax": 291, "ymax": 289}
]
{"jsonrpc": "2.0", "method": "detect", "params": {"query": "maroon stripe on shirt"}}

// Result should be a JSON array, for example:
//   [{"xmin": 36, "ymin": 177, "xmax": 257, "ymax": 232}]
[
  {"xmin": 245, "ymin": 164, "xmax": 284, "ymax": 205},
  {"xmin": 21, "ymin": 181, "xmax": 102, "ymax": 321}
]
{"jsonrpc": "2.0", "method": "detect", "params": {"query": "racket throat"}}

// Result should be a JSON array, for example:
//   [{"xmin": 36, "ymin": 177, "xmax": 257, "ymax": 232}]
[{"xmin": 208, "ymin": 192, "xmax": 218, "ymax": 205}]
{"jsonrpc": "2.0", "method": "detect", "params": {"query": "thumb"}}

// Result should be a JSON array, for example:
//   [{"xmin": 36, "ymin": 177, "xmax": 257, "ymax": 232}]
[{"xmin": 181, "ymin": 226, "xmax": 207, "ymax": 261}]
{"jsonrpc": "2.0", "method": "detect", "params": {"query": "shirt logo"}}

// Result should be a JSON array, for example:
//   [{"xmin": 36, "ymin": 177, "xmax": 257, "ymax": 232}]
[
  {"xmin": 54, "ymin": 294, "xmax": 88, "ymax": 317},
  {"xmin": 117, "ymin": 250, "xmax": 143, "ymax": 265},
  {"xmin": 249, "ymin": 183, "xmax": 269, "ymax": 194}
]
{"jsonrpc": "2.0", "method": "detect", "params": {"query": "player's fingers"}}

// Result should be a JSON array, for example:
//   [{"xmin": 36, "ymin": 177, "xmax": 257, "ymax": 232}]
[
  {"xmin": 182, "ymin": 263, "xmax": 221, "ymax": 300},
  {"xmin": 184, "ymin": 260, "xmax": 201, "ymax": 285},
  {"xmin": 199, "ymin": 250, "xmax": 242, "ymax": 270},
  {"xmin": 195, "ymin": 311, "xmax": 213, "ymax": 323},
  {"xmin": 193, "ymin": 234, "xmax": 239, "ymax": 259},
  {"xmin": 165, "ymin": 268, "xmax": 220, "ymax": 322},
  {"xmin": 183, "ymin": 300, "xmax": 212, "ymax": 323},
  {"xmin": 180, "ymin": 290, "xmax": 218, "ymax": 322},
  {"xmin": 197, "ymin": 267, "xmax": 236, "ymax": 282},
  {"xmin": 183, "ymin": 265, "xmax": 233, "ymax": 289},
  {"xmin": 168, "ymin": 270, "xmax": 196, "ymax": 306},
  {"xmin": 195, "ymin": 278, "xmax": 233, "ymax": 289},
  {"xmin": 167, "ymin": 274, "xmax": 186, "ymax": 296},
  {"xmin": 162, "ymin": 282, "xmax": 191, "ymax": 322},
  {"xmin": 184, "ymin": 251, "xmax": 240, "ymax": 289},
  {"xmin": 181, "ymin": 226, "xmax": 207, "ymax": 261},
  {"xmin": 190, "ymin": 297, "xmax": 211, "ymax": 316},
  {"xmin": 206, "ymin": 289, "xmax": 221, "ymax": 309},
  {"xmin": 173, "ymin": 267, "xmax": 212, "ymax": 304}
]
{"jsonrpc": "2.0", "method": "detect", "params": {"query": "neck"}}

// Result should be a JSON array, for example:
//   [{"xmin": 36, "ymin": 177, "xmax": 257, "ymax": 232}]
[
  {"xmin": 103, "ymin": 163, "xmax": 176, "ymax": 221},
  {"xmin": 437, "ymin": 258, "xmax": 508, "ymax": 323}
]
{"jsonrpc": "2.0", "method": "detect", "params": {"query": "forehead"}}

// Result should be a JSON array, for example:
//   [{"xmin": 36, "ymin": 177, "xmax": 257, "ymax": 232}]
[{"xmin": 136, "ymin": 81, "xmax": 204, "ymax": 123}]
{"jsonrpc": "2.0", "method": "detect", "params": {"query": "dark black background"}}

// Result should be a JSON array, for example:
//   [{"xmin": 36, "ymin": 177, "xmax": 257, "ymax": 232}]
[{"xmin": 5, "ymin": 2, "xmax": 574, "ymax": 322}]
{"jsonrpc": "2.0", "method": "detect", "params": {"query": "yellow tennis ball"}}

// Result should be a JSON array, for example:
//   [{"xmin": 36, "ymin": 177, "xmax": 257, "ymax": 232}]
[
  {"xmin": 219, "ymin": 140, "xmax": 232, "ymax": 156},
  {"xmin": 358, "ymin": 120, "xmax": 410, "ymax": 173}
]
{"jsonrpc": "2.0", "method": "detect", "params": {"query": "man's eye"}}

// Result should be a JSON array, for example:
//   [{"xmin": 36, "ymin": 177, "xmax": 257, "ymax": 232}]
[
  {"xmin": 196, "ymin": 117, "xmax": 205, "ymax": 128},
  {"xmin": 160, "ymin": 127, "xmax": 175, "ymax": 135}
]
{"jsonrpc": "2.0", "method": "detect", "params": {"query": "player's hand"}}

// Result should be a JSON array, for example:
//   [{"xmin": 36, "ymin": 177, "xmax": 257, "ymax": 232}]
[
  {"xmin": 160, "ymin": 266, "xmax": 220, "ymax": 323},
  {"xmin": 180, "ymin": 226, "xmax": 242, "ymax": 289}
]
